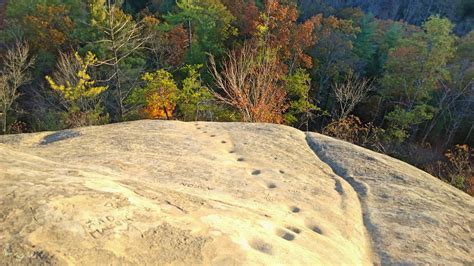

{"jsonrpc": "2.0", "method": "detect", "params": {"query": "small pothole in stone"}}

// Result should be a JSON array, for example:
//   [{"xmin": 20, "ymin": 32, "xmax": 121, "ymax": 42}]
[
  {"xmin": 251, "ymin": 170, "xmax": 261, "ymax": 175},
  {"xmin": 290, "ymin": 206, "xmax": 300, "ymax": 213},
  {"xmin": 267, "ymin": 182, "xmax": 277, "ymax": 189},
  {"xmin": 286, "ymin": 226, "xmax": 301, "ymax": 234},
  {"xmin": 276, "ymin": 229, "xmax": 295, "ymax": 241},
  {"xmin": 249, "ymin": 239, "xmax": 273, "ymax": 255}
]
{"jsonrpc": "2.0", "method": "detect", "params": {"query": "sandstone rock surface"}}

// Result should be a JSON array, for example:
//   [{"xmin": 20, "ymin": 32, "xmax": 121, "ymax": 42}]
[
  {"xmin": 306, "ymin": 133, "xmax": 474, "ymax": 265},
  {"xmin": 0, "ymin": 120, "xmax": 472, "ymax": 265}
]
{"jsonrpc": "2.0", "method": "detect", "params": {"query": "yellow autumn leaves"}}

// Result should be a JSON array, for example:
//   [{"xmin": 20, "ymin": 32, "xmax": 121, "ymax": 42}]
[
  {"xmin": 46, "ymin": 51, "xmax": 107, "ymax": 102},
  {"xmin": 141, "ymin": 70, "xmax": 178, "ymax": 119}
]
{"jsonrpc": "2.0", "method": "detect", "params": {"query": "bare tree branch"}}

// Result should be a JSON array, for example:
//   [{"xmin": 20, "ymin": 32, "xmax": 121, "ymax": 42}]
[
  {"xmin": 209, "ymin": 44, "xmax": 287, "ymax": 123},
  {"xmin": 333, "ymin": 72, "xmax": 374, "ymax": 120},
  {"xmin": 0, "ymin": 41, "xmax": 34, "ymax": 134}
]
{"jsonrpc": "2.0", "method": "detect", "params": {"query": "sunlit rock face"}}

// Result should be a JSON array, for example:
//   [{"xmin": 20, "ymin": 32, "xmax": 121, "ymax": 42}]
[
  {"xmin": 0, "ymin": 120, "xmax": 472, "ymax": 265},
  {"xmin": 306, "ymin": 132, "xmax": 473, "ymax": 265}
]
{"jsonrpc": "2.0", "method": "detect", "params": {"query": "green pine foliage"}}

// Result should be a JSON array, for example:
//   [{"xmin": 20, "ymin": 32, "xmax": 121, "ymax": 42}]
[{"xmin": 284, "ymin": 69, "xmax": 319, "ymax": 129}]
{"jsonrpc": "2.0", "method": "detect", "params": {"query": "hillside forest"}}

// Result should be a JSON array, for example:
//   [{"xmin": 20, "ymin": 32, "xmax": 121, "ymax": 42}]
[{"xmin": 0, "ymin": 0, "xmax": 472, "ymax": 195}]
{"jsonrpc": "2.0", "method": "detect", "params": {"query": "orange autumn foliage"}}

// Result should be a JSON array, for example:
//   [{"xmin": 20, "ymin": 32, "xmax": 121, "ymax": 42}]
[
  {"xmin": 24, "ymin": 4, "xmax": 74, "ymax": 52},
  {"xmin": 221, "ymin": 0, "xmax": 259, "ymax": 37},
  {"xmin": 144, "ymin": 91, "xmax": 177, "ymax": 119},
  {"xmin": 167, "ymin": 25, "xmax": 189, "ymax": 66},
  {"xmin": 210, "ymin": 44, "xmax": 288, "ymax": 123},
  {"xmin": 257, "ymin": 0, "xmax": 321, "ymax": 70},
  {"xmin": 139, "ymin": 70, "xmax": 179, "ymax": 120}
]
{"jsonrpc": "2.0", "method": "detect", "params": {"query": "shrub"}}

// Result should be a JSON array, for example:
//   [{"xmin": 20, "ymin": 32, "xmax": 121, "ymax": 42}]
[
  {"xmin": 62, "ymin": 106, "xmax": 109, "ymax": 128},
  {"xmin": 323, "ymin": 115, "xmax": 385, "ymax": 152},
  {"xmin": 425, "ymin": 144, "xmax": 473, "ymax": 195},
  {"xmin": 445, "ymin": 144, "xmax": 473, "ymax": 191},
  {"xmin": 8, "ymin": 120, "xmax": 27, "ymax": 134}
]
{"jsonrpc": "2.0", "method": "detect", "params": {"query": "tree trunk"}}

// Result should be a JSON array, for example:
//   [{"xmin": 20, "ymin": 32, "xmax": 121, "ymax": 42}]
[
  {"xmin": 445, "ymin": 119, "xmax": 461, "ymax": 149},
  {"xmin": 1, "ymin": 108, "xmax": 7, "ymax": 134},
  {"xmin": 113, "ymin": 59, "xmax": 124, "ymax": 120},
  {"xmin": 108, "ymin": 2, "xmax": 124, "ymax": 121},
  {"xmin": 163, "ymin": 105, "xmax": 170, "ymax": 120},
  {"xmin": 421, "ymin": 112, "xmax": 440, "ymax": 144},
  {"xmin": 464, "ymin": 125, "xmax": 473, "ymax": 144},
  {"xmin": 188, "ymin": 19, "xmax": 192, "ymax": 56}
]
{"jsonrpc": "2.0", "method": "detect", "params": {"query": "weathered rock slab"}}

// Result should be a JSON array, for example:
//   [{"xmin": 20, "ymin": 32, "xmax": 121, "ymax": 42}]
[
  {"xmin": 0, "ymin": 120, "xmax": 471, "ymax": 265},
  {"xmin": 306, "ymin": 132, "xmax": 474, "ymax": 265}
]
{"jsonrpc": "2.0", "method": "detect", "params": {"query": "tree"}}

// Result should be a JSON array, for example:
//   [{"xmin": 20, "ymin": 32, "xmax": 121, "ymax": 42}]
[
  {"xmin": 166, "ymin": 0, "xmax": 236, "ymax": 64},
  {"xmin": 381, "ymin": 15, "xmax": 456, "ymax": 142},
  {"xmin": 0, "ymin": 2, "xmax": 79, "ymax": 78},
  {"xmin": 332, "ymin": 72, "xmax": 374, "ymax": 120},
  {"xmin": 6, "ymin": 0, "xmax": 84, "ymax": 20},
  {"xmin": 127, "ymin": 65, "xmax": 221, "ymax": 121},
  {"xmin": 421, "ymin": 31, "xmax": 474, "ymax": 146},
  {"xmin": 384, "ymin": 104, "xmax": 436, "ymax": 142},
  {"xmin": 0, "ymin": 42, "xmax": 34, "ymax": 134},
  {"xmin": 45, "ymin": 51, "xmax": 108, "ymax": 127},
  {"xmin": 143, "ymin": 16, "xmax": 189, "ymax": 69},
  {"xmin": 284, "ymin": 68, "xmax": 319, "ymax": 130},
  {"xmin": 177, "ymin": 64, "xmax": 214, "ymax": 121},
  {"xmin": 382, "ymin": 16, "xmax": 456, "ymax": 108},
  {"xmin": 23, "ymin": 4, "xmax": 75, "ymax": 53},
  {"xmin": 367, "ymin": 21, "xmax": 402, "ymax": 77},
  {"xmin": 310, "ymin": 15, "xmax": 359, "ymax": 111},
  {"xmin": 353, "ymin": 14, "xmax": 377, "ymax": 72},
  {"xmin": 255, "ymin": 0, "xmax": 321, "ymax": 72},
  {"xmin": 46, "ymin": 52, "xmax": 107, "ymax": 108},
  {"xmin": 209, "ymin": 44, "xmax": 287, "ymax": 123},
  {"xmin": 127, "ymin": 70, "xmax": 179, "ymax": 120},
  {"xmin": 6, "ymin": 0, "xmax": 85, "ymax": 71},
  {"xmin": 91, "ymin": 0, "xmax": 148, "ymax": 120},
  {"xmin": 221, "ymin": 0, "xmax": 259, "ymax": 38}
]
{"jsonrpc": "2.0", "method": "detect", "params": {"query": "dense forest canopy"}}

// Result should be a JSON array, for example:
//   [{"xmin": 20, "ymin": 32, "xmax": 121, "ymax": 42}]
[
  {"xmin": 0, "ymin": 0, "xmax": 472, "ymax": 194},
  {"xmin": 298, "ymin": 0, "xmax": 474, "ymax": 35}
]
